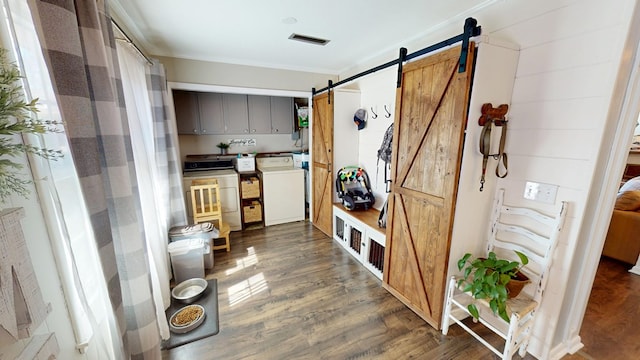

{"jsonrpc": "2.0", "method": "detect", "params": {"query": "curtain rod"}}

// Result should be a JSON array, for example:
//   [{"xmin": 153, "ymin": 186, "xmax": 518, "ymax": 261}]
[
  {"xmin": 312, "ymin": 17, "xmax": 481, "ymax": 95},
  {"xmin": 111, "ymin": 20, "xmax": 153, "ymax": 65}
]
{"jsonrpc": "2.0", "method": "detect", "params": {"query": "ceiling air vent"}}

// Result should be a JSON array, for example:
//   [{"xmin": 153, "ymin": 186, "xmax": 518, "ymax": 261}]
[{"xmin": 288, "ymin": 33, "xmax": 330, "ymax": 46}]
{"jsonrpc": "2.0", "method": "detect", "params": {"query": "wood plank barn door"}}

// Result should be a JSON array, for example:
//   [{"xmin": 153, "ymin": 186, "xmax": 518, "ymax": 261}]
[
  {"xmin": 383, "ymin": 44, "xmax": 475, "ymax": 329},
  {"xmin": 311, "ymin": 92, "xmax": 334, "ymax": 236}
]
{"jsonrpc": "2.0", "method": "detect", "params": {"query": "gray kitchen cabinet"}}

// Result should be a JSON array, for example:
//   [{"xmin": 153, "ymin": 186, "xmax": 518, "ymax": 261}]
[
  {"xmin": 197, "ymin": 92, "xmax": 225, "ymax": 134},
  {"xmin": 247, "ymin": 95, "xmax": 272, "ymax": 134},
  {"xmin": 270, "ymin": 96, "xmax": 294, "ymax": 134},
  {"xmin": 173, "ymin": 90, "xmax": 224, "ymax": 135},
  {"xmin": 174, "ymin": 90, "xmax": 294, "ymax": 135},
  {"xmin": 223, "ymin": 93, "xmax": 250, "ymax": 134},
  {"xmin": 173, "ymin": 90, "xmax": 200, "ymax": 134}
]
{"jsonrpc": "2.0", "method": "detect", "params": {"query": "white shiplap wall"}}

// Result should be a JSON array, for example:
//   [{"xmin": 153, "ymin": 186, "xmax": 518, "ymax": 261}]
[{"xmin": 491, "ymin": 1, "xmax": 636, "ymax": 357}]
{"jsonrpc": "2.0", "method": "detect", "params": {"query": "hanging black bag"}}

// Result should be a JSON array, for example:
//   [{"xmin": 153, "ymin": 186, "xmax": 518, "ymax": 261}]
[
  {"xmin": 376, "ymin": 123, "xmax": 394, "ymax": 228},
  {"xmin": 376, "ymin": 123, "xmax": 394, "ymax": 194}
]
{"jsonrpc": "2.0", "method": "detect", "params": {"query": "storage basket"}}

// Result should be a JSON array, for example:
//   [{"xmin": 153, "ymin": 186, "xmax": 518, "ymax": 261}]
[
  {"xmin": 241, "ymin": 177, "xmax": 260, "ymax": 199},
  {"xmin": 243, "ymin": 201, "xmax": 262, "ymax": 223}
]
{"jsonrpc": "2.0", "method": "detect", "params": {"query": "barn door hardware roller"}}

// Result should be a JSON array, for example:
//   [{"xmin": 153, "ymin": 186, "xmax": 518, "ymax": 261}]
[
  {"xmin": 478, "ymin": 103, "xmax": 509, "ymax": 192},
  {"xmin": 458, "ymin": 18, "xmax": 480, "ymax": 73},
  {"xmin": 312, "ymin": 18, "xmax": 482, "ymax": 95}
]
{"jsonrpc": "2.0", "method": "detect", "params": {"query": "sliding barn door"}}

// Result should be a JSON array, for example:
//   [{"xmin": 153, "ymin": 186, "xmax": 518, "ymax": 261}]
[
  {"xmin": 311, "ymin": 92, "xmax": 334, "ymax": 236},
  {"xmin": 383, "ymin": 44, "xmax": 475, "ymax": 329}
]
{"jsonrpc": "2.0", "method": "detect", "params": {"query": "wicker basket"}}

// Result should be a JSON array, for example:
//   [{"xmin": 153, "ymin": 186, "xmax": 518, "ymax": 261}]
[
  {"xmin": 243, "ymin": 201, "xmax": 262, "ymax": 223},
  {"xmin": 241, "ymin": 177, "xmax": 260, "ymax": 199}
]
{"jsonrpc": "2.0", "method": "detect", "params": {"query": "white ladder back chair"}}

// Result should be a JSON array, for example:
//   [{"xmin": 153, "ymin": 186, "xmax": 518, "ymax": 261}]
[
  {"xmin": 190, "ymin": 179, "xmax": 231, "ymax": 252},
  {"xmin": 442, "ymin": 188, "xmax": 567, "ymax": 359},
  {"xmin": 191, "ymin": 180, "xmax": 223, "ymax": 223}
]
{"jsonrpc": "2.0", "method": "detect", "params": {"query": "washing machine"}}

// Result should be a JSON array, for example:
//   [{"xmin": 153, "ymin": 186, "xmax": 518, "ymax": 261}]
[{"xmin": 257, "ymin": 156, "xmax": 305, "ymax": 226}]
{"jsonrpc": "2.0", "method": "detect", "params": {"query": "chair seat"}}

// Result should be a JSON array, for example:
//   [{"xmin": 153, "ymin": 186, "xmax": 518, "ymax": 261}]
[
  {"xmin": 217, "ymin": 221, "xmax": 230, "ymax": 235},
  {"xmin": 452, "ymin": 282, "xmax": 538, "ymax": 320}
]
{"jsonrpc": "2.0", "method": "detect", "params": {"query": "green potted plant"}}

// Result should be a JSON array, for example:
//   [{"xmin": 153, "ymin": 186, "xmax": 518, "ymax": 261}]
[
  {"xmin": 0, "ymin": 49, "xmax": 62, "ymax": 203},
  {"xmin": 456, "ymin": 250, "xmax": 530, "ymax": 322},
  {"xmin": 216, "ymin": 141, "xmax": 229, "ymax": 155}
]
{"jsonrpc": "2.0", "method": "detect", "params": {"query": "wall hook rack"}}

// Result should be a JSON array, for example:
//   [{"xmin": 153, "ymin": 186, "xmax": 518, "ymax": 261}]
[
  {"xmin": 384, "ymin": 105, "xmax": 392, "ymax": 118},
  {"xmin": 370, "ymin": 107, "xmax": 378, "ymax": 119}
]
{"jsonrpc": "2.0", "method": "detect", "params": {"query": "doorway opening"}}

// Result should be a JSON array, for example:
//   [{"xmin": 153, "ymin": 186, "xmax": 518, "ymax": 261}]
[{"xmin": 578, "ymin": 114, "xmax": 640, "ymax": 359}]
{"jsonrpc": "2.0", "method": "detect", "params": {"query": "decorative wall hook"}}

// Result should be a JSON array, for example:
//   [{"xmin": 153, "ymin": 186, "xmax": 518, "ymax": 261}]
[
  {"xmin": 478, "ymin": 103, "xmax": 509, "ymax": 192},
  {"xmin": 370, "ymin": 107, "xmax": 378, "ymax": 119},
  {"xmin": 478, "ymin": 103, "xmax": 508, "ymax": 126},
  {"xmin": 384, "ymin": 104, "xmax": 392, "ymax": 118}
]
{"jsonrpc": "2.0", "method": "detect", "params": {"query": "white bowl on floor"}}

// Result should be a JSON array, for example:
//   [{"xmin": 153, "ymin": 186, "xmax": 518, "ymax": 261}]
[{"xmin": 172, "ymin": 278, "xmax": 208, "ymax": 304}]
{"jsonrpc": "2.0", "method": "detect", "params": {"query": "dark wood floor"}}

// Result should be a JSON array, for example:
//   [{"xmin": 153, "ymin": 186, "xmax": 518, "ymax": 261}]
[
  {"xmin": 578, "ymin": 256, "xmax": 640, "ymax": 360},
  {"xmin": 161, "ymin": 222, "xmax": 636, "ymax": 360}
]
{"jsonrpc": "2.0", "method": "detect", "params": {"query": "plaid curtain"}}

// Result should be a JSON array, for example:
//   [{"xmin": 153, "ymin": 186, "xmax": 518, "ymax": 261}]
[
  {"xmin": 146, "ymin": 60, "xmax": 187, "ymax": 227},
  {"xmin": 29, "ymin": 0, "xmax": 161, "ymax": 358}
]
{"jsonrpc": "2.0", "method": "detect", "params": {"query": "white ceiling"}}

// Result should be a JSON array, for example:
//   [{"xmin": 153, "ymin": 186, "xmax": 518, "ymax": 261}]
[{"xmin": 110, "ymin": 0, "xmax": 494, "ymax": 75}]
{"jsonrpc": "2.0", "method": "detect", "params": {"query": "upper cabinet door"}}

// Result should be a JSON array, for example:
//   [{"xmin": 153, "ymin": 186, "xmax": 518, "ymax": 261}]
[
  {"xmin": 223, "ymin": 94, "xmax": 249, "ymax": 134},
  {"xmin": 173, "ymin": 90, "xmax": 200, "ymax": 135},
  {"xmin": 270, "ymin": 96, "xmax": 294, "ymax": 134},
  {"xmin": 198, "ymin": 93, "xmax": 225, "ymax": 135},
  {"xmin": 247, "ymin": 95, "xmax": 272, "ymax": 134}
]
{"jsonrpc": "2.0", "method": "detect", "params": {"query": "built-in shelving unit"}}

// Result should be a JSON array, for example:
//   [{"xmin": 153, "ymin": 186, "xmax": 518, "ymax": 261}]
[
  {"xmin": 239, "ymin": 172, "xmax": 263, "ymax": 228},
  {"xmin": 332, "ymin": 204, "xmax": 385, "ymax": 280}
]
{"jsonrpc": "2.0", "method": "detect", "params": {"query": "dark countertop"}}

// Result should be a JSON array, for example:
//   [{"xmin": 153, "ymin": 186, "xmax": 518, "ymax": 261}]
[{"xmin": 185, "ymin": 151, "xmax": 308, "ymax": 160}]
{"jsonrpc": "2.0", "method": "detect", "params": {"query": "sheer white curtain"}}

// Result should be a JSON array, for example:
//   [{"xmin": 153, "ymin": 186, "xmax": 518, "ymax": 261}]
[
  {"xmin": 115, "ymin": 39, "xmax": 171, "ymax": 339},
  {"xmin": 2, "ymin": 0, "xmax": 121, "ymax": 357}
]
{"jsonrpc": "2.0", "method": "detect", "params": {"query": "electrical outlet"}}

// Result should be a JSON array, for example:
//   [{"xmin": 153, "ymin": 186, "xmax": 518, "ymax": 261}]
[{"xmin": 524, "ymin": 181, "xmax": 558, "ymax": 204}]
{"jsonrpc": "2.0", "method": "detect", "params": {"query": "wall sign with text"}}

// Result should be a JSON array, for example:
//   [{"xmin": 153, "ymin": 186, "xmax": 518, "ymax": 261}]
[{"xmin": 229, "ymin": 139, "xmax": 256, "ymax": 147}]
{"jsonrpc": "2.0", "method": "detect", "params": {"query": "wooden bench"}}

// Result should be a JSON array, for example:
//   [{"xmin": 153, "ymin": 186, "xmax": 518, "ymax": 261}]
[{"xmin": 332, "ymin": 203, "xmax": 386, "ymax": 279}]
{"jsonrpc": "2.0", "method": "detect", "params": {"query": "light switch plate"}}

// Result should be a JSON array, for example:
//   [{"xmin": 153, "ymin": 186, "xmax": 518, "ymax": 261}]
[{"xmin": 524, "ymin": 181, "xmax": 558, "ymax": 204}]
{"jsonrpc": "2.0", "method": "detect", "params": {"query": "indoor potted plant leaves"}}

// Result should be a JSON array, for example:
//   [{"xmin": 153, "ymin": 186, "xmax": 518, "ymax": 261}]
[
  {"xmin": 216, "ymin": 141, "xmax": 229, "ymax": 155},
  {"xmin": 456, "ymin": 250, "xmax": 530, "ymax": 322},
  {"xmin": 0, "ymin": 48, "xmax": 62, "ymax": 203}
]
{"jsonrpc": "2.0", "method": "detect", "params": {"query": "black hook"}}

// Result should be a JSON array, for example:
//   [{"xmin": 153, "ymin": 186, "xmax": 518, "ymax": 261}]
[
  {"xmin": 370, "ymin": 107, "xmax": 378, "ymax": 119},
  {"xmin": 384, "ymin": 105, "xmax": 391, "ymax": 118}
]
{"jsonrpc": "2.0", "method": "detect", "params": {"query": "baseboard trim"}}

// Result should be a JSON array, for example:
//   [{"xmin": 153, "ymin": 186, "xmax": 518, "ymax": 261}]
[
  {"xmin": 549, "ymin": 336, "xmax": 584, "ymax": 360},
  {"xmin": 629, "ymin": 265, "xmax": 640, "ymax": 275}
]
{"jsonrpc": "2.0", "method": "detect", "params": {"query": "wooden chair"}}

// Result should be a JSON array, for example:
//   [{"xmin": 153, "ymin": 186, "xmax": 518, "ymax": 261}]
[
  {"xmin": 442, "ymin": 189, "xmax": 567, "ymax": 359},
  {"xmin": 190, "ymin": 179, "xmax": 231, "ymax": 252}
]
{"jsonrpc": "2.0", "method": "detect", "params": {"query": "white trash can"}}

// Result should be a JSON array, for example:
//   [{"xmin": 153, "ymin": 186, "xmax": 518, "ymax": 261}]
[
  {"xmin": 167, "ymin": 238, "xmax": 206, "ymax": 284},
  {"xmin": 169, "ymin": 223, "xmax": 218, "ymax": 270}
]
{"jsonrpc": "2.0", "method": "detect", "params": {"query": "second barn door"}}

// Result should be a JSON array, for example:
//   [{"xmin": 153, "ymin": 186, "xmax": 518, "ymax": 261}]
[
  {"xmin": 311, "ymin": 92, "xmax": 334, "ymax": 236},
  {"xmin": 383, "ymin": 44, "xmax": 475, "ymax": 329}
]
